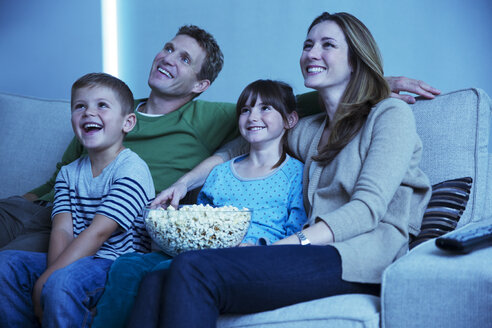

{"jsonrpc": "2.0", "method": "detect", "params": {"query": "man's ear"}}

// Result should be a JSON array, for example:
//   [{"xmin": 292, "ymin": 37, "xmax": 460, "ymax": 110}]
[
  {"xmin": 192, "ymin": 79, "xmax": 211, "ymax": 95},
  {"xmin": 122, "ymin": 113, "xmax": 137, "ymax": 133},
  {"xmin": 286, "ymin": 111, "xmax": 299, "ymax": 129}
]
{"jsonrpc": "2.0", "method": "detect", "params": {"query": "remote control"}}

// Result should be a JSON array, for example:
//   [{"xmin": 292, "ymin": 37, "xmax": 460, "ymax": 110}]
[{"xmin": 435, "ymin": 223, "xmax": 492, "ymax": 253}]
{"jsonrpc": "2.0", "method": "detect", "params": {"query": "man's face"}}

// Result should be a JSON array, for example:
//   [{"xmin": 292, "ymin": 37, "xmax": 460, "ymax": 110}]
[{"xmin": 148, "ymin": 34, "xmax": 207, "ymax": 98}]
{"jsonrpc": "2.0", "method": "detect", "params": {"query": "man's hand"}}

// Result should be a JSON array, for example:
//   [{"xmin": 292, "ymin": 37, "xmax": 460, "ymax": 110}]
[
  {"xmin": 386, "ymin": 76, "xmax": 441, "ymax": 104},
  {"xmin": 151, "ymin": 182, "xmax": 188, "ymax": 209},
  {"xmin": 23, "ymin": 192, "xmax": 39, "ymax": 202}
]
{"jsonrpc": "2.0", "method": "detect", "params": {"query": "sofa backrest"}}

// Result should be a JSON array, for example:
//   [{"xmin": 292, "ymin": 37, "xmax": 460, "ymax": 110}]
[
  {"xmin": 0, "ymin": 92, "xmax": 73, "ymax": 198},
  {"xmin": 411, "ymin": 88, "xmax": 492, "ymax": 226}
]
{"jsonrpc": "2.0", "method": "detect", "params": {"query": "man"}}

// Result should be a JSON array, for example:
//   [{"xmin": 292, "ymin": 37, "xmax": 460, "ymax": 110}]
[{"xmin": 0, "ymin": 24, "xmax": 440, "ymax": 253}]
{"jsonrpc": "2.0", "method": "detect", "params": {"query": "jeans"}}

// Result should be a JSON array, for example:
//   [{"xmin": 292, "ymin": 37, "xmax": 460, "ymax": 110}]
[
  {"xmin": 128, "ymin": 245, "xmax": 380, "ymax": 328},
  {"xmin": 92, "ymin": 251, "xmax": 172, "ymax": 328},
  {"xmin": 0, "ymin": 250, "xmax": 113, "ymax": 328}
]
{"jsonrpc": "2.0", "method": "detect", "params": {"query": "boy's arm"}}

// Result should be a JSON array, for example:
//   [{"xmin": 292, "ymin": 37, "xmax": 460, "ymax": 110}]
[
  {"xmin": 28, "ymin": 136, "xmax": 84, "ymax": 200},
  {"xmin": 33, "ymin": 214, "xmax": 119, "ymax": 320},
  {"xmin": 47, "ymin": 213, "xmax": 74, "ymax": 266}
]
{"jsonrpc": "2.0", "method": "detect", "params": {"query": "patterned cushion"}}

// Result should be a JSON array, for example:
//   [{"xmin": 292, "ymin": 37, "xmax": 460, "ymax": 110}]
[{"xmin": 409, "ymin": 177, "xmax": 473, "ymax": 249}]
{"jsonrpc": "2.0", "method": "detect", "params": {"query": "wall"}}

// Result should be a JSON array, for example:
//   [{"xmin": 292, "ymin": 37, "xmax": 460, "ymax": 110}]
[
  {"xmin": 1, "ymin": 0, "xmax": 491, "ymax": 151},
  {"xmin": 116, "ymin": 0, "xmax": 492, "ymax": 103},
  {"xmin": 0, "ymin": 0, "xmax": 102, "ymax": 100}
]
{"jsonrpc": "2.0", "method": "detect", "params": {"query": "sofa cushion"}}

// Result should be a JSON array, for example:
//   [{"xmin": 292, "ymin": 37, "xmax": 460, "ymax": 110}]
[
  {"xmin": 0, "ymin": 92, "xmax": 72, "ymax": 198},
  {"xmin": 218, "ymin": 294, "xmax": 380, "ymax": 328},
  {"xmin": 409, "ymin": 177, "xmax": 472, "ymax": 249},
  {"xmin": 411, "ymin": 88, "xmax": 491, "ymax": 226}
]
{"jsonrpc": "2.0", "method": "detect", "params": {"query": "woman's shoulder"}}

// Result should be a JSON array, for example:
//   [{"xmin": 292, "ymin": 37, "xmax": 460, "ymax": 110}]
[
  {"xmin": 297, "ymin": 112, "xmax": 326, "ymax": 127},
  {"xmin": 291, "ymin": 113, "xmax": 325, "ymax": 139},
  {"xmin": 371, "ymin": 97, "xmax": 412, "ymax": 116},
  {"xmin": 367, "ymin": 97, "xmax": 415, "ymax": 125}
]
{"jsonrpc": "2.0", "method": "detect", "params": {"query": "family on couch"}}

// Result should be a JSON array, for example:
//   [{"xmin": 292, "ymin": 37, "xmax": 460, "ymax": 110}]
[{"xmin": 0, "ymin": 11, "xmax": 441, "ymax": 327}]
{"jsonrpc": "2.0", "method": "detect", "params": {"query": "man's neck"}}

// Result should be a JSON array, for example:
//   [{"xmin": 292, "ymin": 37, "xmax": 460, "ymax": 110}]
[{"xmin": 141, "ymin": 92, "xmax": 194, "ymax": 115}]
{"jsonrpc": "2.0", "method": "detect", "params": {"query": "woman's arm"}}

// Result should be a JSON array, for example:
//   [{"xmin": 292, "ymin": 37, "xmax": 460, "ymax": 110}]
[
  {"xmin": 314, "ymin": 100, "xmax": 420, "ymax": 242},
  {"xmin": 274, "ymin": 220, "xmax": 334, "ymax": 245}
]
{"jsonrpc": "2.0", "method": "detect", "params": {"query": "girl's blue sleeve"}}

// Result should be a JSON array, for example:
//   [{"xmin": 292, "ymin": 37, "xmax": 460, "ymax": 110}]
[
  {"xmin": 284, "ymin": 167, "xmax": 308, "ymax": 235},
  {"xmin": 196, "ymin": 167, "xmax": 219, "ymax": 206}
]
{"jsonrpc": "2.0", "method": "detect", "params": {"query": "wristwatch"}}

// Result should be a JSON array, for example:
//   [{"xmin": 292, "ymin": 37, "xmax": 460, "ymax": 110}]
[{"xmin": 296, "ymin": 231, "xmax": 311, "ymax": 245}]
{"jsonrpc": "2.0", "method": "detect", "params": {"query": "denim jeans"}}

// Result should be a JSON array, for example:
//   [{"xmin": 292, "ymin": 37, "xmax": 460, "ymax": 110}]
[
  {"xmin": 128, "ymin": 245, "xmax": 380, "ymax": 328},
  {"xmin": 0, "ymin": 250, "xmax": 113, "ymax": 328}
]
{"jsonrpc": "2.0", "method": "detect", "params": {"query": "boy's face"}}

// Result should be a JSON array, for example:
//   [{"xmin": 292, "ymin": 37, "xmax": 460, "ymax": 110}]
[
  {"xmin": 148, "ymin": 34, "xmax": 209, "ymax": 98},
  {"xmin": 71, "ymin": 86, "xmax": 135, "ymax": 154}
]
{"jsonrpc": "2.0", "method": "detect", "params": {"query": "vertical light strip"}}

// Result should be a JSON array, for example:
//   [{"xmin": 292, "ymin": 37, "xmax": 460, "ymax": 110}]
[{"xmin": 101, "ymin": 0, "xmax": 119, "ymax": 76}]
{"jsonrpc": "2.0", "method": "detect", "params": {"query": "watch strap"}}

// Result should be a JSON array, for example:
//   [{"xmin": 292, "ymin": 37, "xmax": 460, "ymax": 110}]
[{"xmin": 296, "ymin": 231, "xmax": 311, "ymax": 245}]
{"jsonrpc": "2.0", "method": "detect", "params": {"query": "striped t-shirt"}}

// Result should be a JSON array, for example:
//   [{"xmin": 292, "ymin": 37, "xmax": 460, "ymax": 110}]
[{"xmin": 51, "ymin": 148, "xmax": 155, "ymax": 260}]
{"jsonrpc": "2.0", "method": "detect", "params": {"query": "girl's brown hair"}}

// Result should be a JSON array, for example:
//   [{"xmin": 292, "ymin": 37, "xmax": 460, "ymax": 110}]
[{"xmin": 236, "ymin": 79, "xmax": 297, "ymax": 169}]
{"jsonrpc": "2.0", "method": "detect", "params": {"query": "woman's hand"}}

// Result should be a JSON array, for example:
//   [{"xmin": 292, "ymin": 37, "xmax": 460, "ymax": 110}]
[
  {"xmin": 151, "ymin": 182, "xmax": 188, "ymax": 208},
  {"xmin": 386, "ymin": 76, "xmax": 441, "ymax": 104}
]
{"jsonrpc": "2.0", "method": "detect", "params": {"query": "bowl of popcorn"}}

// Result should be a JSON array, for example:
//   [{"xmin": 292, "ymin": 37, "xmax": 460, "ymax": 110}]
[{"xmin": 144, "ymin": 204, "xmax": 251, "ymax": 256}]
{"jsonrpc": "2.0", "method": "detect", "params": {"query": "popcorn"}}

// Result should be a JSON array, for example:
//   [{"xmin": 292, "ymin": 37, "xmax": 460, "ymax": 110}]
[{"xmin": 144, "ymin": 204, "xmax": 251, "ymax": 256}]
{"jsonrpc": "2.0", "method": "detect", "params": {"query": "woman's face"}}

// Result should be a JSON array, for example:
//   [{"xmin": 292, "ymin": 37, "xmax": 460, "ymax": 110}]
[{"xmin": 300, "ymin": 20, "xmax": 352, "ymax": 94}]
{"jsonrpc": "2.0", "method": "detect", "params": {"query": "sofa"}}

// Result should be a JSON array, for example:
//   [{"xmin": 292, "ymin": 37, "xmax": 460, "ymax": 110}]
[{"xmin": 1, "ymin": 88, "xmax": 491, "ymax": 327}]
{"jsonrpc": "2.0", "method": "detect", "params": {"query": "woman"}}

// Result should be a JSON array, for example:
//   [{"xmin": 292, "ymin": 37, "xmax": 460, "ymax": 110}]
[{"xmin": 130, "ymin": 12, "xmax": 431, "ymax": 327}]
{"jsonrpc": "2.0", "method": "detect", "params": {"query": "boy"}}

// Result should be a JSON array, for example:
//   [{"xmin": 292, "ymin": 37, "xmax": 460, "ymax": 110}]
[{"xmin": 0, "ymin": 73, "xmax": 155, "ymax": 327}]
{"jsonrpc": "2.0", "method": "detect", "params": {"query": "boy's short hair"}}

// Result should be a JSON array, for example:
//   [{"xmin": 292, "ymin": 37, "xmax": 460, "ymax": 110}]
[
  {"xmin": 71, "ymin": 73, "xmax": 134, "ymax": 115},
  {"xmin": 176, "ymin": 25, "xmax": 224, "ymax": 84}
]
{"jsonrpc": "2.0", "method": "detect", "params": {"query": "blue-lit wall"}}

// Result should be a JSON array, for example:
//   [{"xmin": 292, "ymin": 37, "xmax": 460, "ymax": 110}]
[
  {"xmin": 1, "ymin": 0, "xmax": 491, "ymax": 105},
  {"xmin": 0, "ymin": 0, "xmax": 102, "ymax": 100}
]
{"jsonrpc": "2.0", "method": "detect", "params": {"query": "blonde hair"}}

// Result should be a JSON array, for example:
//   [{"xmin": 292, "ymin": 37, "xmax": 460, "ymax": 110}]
[{"xmin": 308, "ymin": 12, "xmax": 391, "ymax": 164}]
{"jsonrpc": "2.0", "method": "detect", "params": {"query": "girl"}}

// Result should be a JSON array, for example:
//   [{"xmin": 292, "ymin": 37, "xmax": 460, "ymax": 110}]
[
  {"xmin": 196, "ymin": 79, "xmax": 306, "ymax": 246},
  {"xmin": 131, "ymin": 12, "xmax": 431, "ymax": 328}
]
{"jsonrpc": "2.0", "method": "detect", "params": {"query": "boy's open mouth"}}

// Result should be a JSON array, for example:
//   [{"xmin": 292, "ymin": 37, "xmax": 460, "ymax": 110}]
[{"xmin": 83, "ymin": 123, "xmax": 103, "ymax": 133}]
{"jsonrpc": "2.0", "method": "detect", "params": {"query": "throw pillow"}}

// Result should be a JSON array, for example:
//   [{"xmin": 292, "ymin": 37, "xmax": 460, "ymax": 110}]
[{"xmin": 409, "ymin": 177, "xmax": 473, "ymax": 249}]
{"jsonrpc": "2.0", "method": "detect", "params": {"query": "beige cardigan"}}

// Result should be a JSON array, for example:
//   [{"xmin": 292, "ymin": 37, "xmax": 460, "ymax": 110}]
[{"xmin": 288, "ymin": 98, "xmax": 431, "ymax": 283}]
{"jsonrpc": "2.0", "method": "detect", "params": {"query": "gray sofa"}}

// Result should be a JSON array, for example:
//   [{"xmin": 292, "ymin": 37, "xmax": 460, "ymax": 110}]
[{"xmin": 1, "ymin": 88, "xmax": 491, "ymax": 327}]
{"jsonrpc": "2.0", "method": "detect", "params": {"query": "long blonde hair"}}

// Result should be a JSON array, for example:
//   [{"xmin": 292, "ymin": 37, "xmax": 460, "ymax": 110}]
[{"xmin": 309, "ymin": 12, "xmax": 391, "ymax": 164}]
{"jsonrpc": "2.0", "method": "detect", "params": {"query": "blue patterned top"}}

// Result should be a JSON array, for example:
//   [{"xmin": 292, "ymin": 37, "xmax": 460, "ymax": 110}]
[{"xmin": 197, "ymin": 154, "xmax": 307, "ymax": 245}]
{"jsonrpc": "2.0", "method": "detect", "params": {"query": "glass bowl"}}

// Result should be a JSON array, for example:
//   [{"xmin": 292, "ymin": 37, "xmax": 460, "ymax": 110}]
[{"xmin": 143, "ymin": 204, "xmax": 251, "ymax": 256}]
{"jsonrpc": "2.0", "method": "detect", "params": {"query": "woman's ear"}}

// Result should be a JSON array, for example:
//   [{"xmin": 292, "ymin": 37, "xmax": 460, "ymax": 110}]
[
  {"xmin": 122, "ymin": 113, "xmax": 137, "ymax": 133},
  {"xmin": 286, "ymin": 111, "xmax": 299, "ymax": 129}
]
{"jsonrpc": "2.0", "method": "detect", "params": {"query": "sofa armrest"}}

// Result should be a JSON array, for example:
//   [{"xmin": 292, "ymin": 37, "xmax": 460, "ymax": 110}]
[{"xmin": 381, "ymin": 219, "xmax": 492, "ymax": 328}]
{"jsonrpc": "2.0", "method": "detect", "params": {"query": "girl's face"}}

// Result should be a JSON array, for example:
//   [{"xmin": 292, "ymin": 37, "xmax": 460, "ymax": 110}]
[
  {"xmin": 300, "ymin": 20, "xmax": 352, "ymax": 94},
  {"xmin": 238, "ymin": 95, "xmax": 287, "ymax": 148}
]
